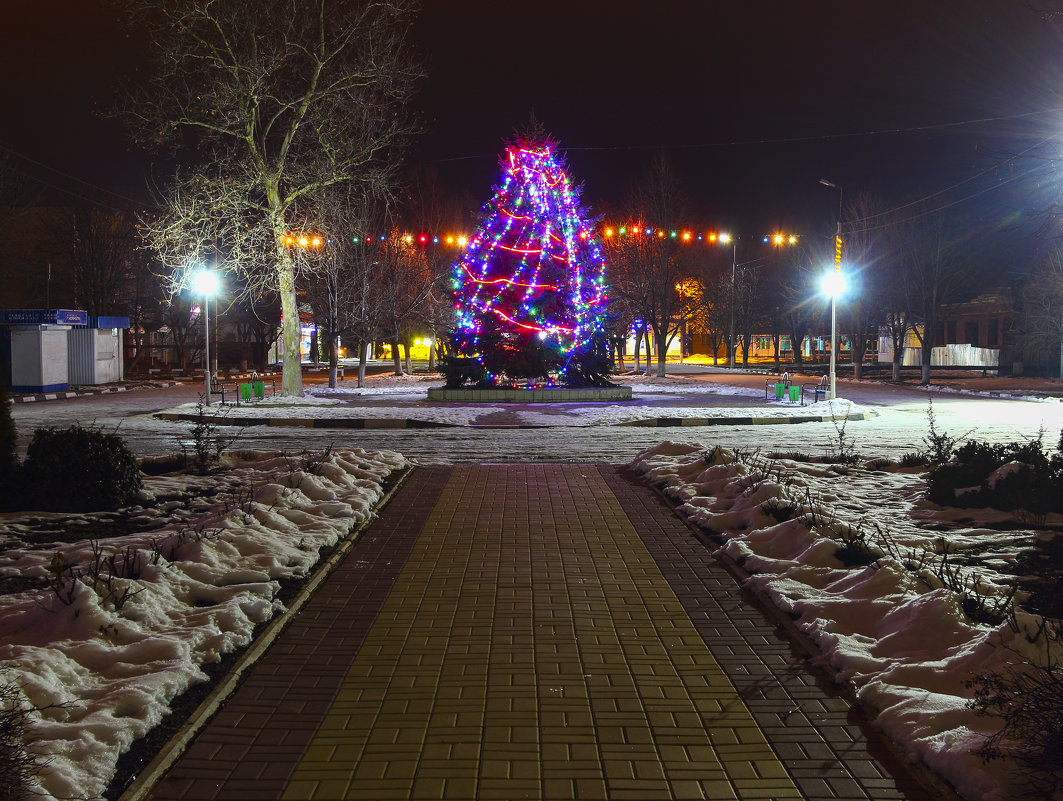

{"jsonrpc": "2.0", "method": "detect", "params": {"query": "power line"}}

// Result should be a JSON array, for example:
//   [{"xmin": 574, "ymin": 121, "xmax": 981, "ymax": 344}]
[
  {"xmin": 434, "ymin": 108, "xmax": 1063, "ymax": 163},
  {"xmin": 0, "ymin": 141, "xmax": 151, "ymax": 212},
  {"xmin": 842, "ymin": 132, "xmax": 1063, "ymax": 228}
]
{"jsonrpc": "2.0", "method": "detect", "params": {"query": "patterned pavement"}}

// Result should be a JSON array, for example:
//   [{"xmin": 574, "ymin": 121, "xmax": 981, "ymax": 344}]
[{"xmin": 145, "ymin": 465, "xmax": 941, "ymax": 801}]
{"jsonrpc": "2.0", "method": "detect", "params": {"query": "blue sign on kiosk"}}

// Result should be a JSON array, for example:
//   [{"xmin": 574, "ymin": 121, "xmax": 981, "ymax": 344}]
[{"xmin": 0, "ymin": 309, "xmax": 88, "ymax": 327}]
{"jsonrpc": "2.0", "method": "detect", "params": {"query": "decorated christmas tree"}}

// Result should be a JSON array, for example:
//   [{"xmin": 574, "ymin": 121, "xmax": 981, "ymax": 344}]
[{"xmin": 446, "ymin": 133, "xmax": 610, "ymax": 387}]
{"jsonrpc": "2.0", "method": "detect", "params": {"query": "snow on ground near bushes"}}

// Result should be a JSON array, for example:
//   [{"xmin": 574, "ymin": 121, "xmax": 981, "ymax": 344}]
[
  {"xmin": 0, "ymin": 448, "xmax": 407, "ymax": 801},
  {"xmin": 628, "ymin": 440, "xmax": 1063, "ymax": 801},
  {"xmin": 182, "ymin": 376, "xmax": 841, "ymax": 428}
]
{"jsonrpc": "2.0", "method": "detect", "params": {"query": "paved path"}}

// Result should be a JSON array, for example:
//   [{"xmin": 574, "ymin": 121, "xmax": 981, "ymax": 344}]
[{"xmin": 147, "ymin": 465, "xmax": 939, "ymax": 801}]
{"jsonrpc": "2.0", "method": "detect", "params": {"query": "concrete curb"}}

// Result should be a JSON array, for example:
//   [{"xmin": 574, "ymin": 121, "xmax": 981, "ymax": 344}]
[
  {"xmin": 9, "ymin": 382, "xmax": 179, "ymax": 403},
  {"xmin": 115, "ymin": 465, "xmax": 414, "ymax": 801},
  {"xmin": 153, "ymin": 412, "xmax": 458, "ymax": 428},
  {"xmin": 154, "ymin": 409, "xmax": 879, "ymax": 430},
  {"xmin": 613, "ymin": 410, "xmax": 880, "ymax": 427}
]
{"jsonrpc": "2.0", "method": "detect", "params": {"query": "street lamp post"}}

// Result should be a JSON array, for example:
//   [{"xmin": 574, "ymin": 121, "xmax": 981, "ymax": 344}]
[
  {"xmin": 720, "ymin": 233, "xmax": 737, "ymax": 368},
  {"xmin": 193, "ymin": 270, "xmax": 220, "ymax": 406},
  {"xmin": 819, "ymin": 179, "xmax": 843, "ymax": 400}
]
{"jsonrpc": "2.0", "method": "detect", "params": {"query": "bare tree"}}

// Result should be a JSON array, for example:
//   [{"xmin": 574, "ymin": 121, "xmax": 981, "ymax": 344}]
[
  {"xmin": 775, "ymin": 240, "xmax": 824, "ymax": 370},
  {"xmin": 606, "ymin": 156, "xmax": 694, "ymax": 378},
  {"xmin": 838, "ymin": 193, "xmax": 893, "ymax": 380},
  {"xmin": 117, "ymin": 0, "xmax": 422, "ymax": 396},
  {"xmin": 373, "ymin": 229, "xmax": 436, "ymax": 376},
  {"xmin": 300, "ymin": 186, "xmax": 383, "ymax": 387},
  {"xmin": 1019, "ymin": 247, "xmax": 1063, "ymax": 378},
  {"xmin": 65, "ymin": 203, "xmax": 139, "ymax": 316},
  {"xmin": 900, "ymin": 216, "xmax": 971, "ymax": 384}
]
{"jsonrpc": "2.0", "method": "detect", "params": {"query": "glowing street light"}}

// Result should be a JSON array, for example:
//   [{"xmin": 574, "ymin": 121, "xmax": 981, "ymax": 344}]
[
  {"xmin": 821, "ymin": 268, "xmax": 846, "ymax": 401},
  {"xmin": 192, "ymin": 269, "xmax": 220, "ymax": 406}
]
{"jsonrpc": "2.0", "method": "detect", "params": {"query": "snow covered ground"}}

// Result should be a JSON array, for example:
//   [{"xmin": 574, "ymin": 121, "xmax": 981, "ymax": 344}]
[
  {"xmin": 0, "ymin": 448, "xmax": 407, "ymax": 801},
  {"xmin": 628, "ymin": 441, "xmax": 1061, "ymax": 801},
  {"xmin": 4, "ymin": 372, "xmax": 1063, "ymax": 799}
]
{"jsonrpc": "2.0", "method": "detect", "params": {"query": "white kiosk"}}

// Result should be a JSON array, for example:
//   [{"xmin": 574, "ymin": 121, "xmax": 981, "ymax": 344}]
[{"xmin": 0, "ymin": 309, "xmax": 87, "ymax": 393}]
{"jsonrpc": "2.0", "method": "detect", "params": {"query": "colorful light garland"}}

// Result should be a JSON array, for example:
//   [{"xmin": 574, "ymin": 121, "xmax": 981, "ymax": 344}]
[
  {"xmin": 283, "ymin": 229, "xmax": 799, "ymax": 249},
  {"xmin": 451, "ymin": 141, "xmax": 608, "ymax": 381}
]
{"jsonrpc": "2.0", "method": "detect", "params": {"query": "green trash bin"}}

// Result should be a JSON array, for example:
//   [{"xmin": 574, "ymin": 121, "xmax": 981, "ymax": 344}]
[
  {"xmin": 253, "ymin": 381, "xmax": 265, "ymax": 399},
  {"xmin": 788, "ymin": 384, "xmax": 800, "ymax": 403},
  {"xmin": 239, "ymin": 383, "xmax": 252, "ymax": 402},
  {"xmin": 774, "ymin": 382, "xmax": 785, "ymax": 399}
]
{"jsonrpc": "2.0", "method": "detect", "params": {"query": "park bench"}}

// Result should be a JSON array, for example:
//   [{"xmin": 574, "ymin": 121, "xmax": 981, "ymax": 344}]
[{"xmin": 801, "ymin": 375, "xmax": 828, "ymax": 405}]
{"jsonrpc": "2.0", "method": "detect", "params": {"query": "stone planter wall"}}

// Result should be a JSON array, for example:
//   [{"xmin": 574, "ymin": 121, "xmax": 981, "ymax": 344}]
[{"xmin": 426, "ymin": 386, "xmax": 633, "ymax": 403}]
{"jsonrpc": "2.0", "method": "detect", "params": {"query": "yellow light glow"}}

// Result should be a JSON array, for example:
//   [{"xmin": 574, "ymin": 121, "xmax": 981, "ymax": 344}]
[
  {"xmin": 719, "ymin": 233, "xmax": 732, "ymax": 244},
  {"xmin": 458, "ymin": 236, "xmax": 467, "ymax": 246},
  {"xmin": 446, "ymin": 236, "xmax": 454, "ymax": 244},
  {"xmin": 604, "ymin": 228, "xmax": 613, "ymax": 236},
  {"xmin": 312, "ymin": 237, "xmax": 321, "ymax": 247},
  {"xmin": 299, "ymin": 236, "xmax": 308, "ymax": 247},
  {"xmin": 774, "ymin": 234, "xmax": 784, "ymax": 244},
  {"xmin": 404, "ymin": 234, "xmax": 414, "ymax": 244},
  {"xmin": 789, "ymin": 235, "xmax": 797, "ymax": 244}
]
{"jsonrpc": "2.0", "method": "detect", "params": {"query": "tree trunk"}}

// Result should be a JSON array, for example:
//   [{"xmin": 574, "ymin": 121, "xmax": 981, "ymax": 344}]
[
  {"xmin": 791, "ymin": 335, "xmax": 803, "ymax": 368},
  {"xmin": 358, "ymin": 341, "xmax": 368, "ymax": 388},
  {"xmin": 328, "ymin": 330, "xmax": 339, "ymax": 388},
  {"xmin": 277, "ymin": 250, "xmax": 304, "ymax": 397},
  {"xmin": 892, "ymin": 353, "xmax": 902, "ymax": 381},
  {"xmin": 391, "ymin": 337, "xmax": 403, "ymax": 376},
  {"xmin": 655, "ymin": 329, "xmax": 667, "ymax": 378},
  {"xmin": 404, "ymin": 342, "xmax": 412, "ymax": 375},
  {"xmin": 614, "ymin": 337, "xmax": 625, "ymax": 372}
]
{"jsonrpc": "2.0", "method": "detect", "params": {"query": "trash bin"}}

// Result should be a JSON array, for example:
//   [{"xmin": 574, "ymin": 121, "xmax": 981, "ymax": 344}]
[
  {"xmin": 788, "ymin": 384, "xmax": 800, "ymax": 403},
  {"xmin": 253, "ymin": 381, "xmax": 265, "ymax": 399},
  {"xmin": 239, "ymin": 383, "xmax": 252, "ymax": 402},
  {"xmin": 774, "ymin": 382, "xmax": 785, "ymax": 399}
]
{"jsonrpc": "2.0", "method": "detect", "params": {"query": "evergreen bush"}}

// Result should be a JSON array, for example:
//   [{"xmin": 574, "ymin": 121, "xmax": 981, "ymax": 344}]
[
  {"xmin": 0, "ymin": 384, "xmax": 17, "ymax": 510},
  {"xmin": 22, "ymin": 424, "xmax": 142, "ymax": 512},
  {"xmin": 925, "ymin": 438, "xmax": 1063, "ymax": 513}
]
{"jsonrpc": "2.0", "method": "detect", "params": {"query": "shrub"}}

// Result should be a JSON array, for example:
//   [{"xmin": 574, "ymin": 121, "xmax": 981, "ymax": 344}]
[
  {"xmin": 923, "ymin": 397, "xmax": 959, "ymax": 465},
  {"xmin": 438, "ymin": 355, "xmax": 486, "ymax": 389},
  {"xmin": 180, "ymin": 404, "xmax": 240, "ymax": 475},
  {"xmin": 926, "ymin": 437, "xmax": 1063, "ymax": 513},
  {"xmin": 21, "ymin": 424, "xmax": 142, "ymax": 512},
  {"xmin": 0, "ymin": 384, "xmax": 18, "ymax": 511},
  {"xmin": 899, "ymin": 451, "xmax": 929, "ymax": 468},
  {"xmin": 969, "ymin": 656, "xmax": 1063, "ymax": 793},
  {"xmin": 0, "ymin": 678, "xmax": 44, "ymax": 801}
]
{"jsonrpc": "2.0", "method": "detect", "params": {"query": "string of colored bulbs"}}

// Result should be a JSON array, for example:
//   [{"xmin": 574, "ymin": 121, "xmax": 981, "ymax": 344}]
[{"xmin": 285, "ymin": 229, "xmax": 801, "ymax": 248}]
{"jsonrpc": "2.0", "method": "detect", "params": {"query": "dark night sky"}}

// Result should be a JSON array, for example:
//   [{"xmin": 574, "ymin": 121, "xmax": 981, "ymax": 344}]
[{"xmin": 3, "ymin": 0, "xmax": 1063, "ymax": 244}]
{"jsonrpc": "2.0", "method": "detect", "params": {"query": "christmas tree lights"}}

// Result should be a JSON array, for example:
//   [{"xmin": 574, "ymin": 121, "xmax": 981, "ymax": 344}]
[{"xmin": 450, "ymin": 136, "xmax": 609, "ymax": 386}]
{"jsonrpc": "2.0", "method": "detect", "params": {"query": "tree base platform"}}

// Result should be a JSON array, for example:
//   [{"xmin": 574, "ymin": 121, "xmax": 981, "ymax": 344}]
[{"xmin": 427, "ymin": 386, "xmax": 632, "ymax": 403}]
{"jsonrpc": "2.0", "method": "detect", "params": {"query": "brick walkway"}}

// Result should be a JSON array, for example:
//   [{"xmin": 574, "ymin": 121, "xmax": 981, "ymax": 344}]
[{"xmin": 147, "ymin": 465, "xmax": 940, "ymax": 801}]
